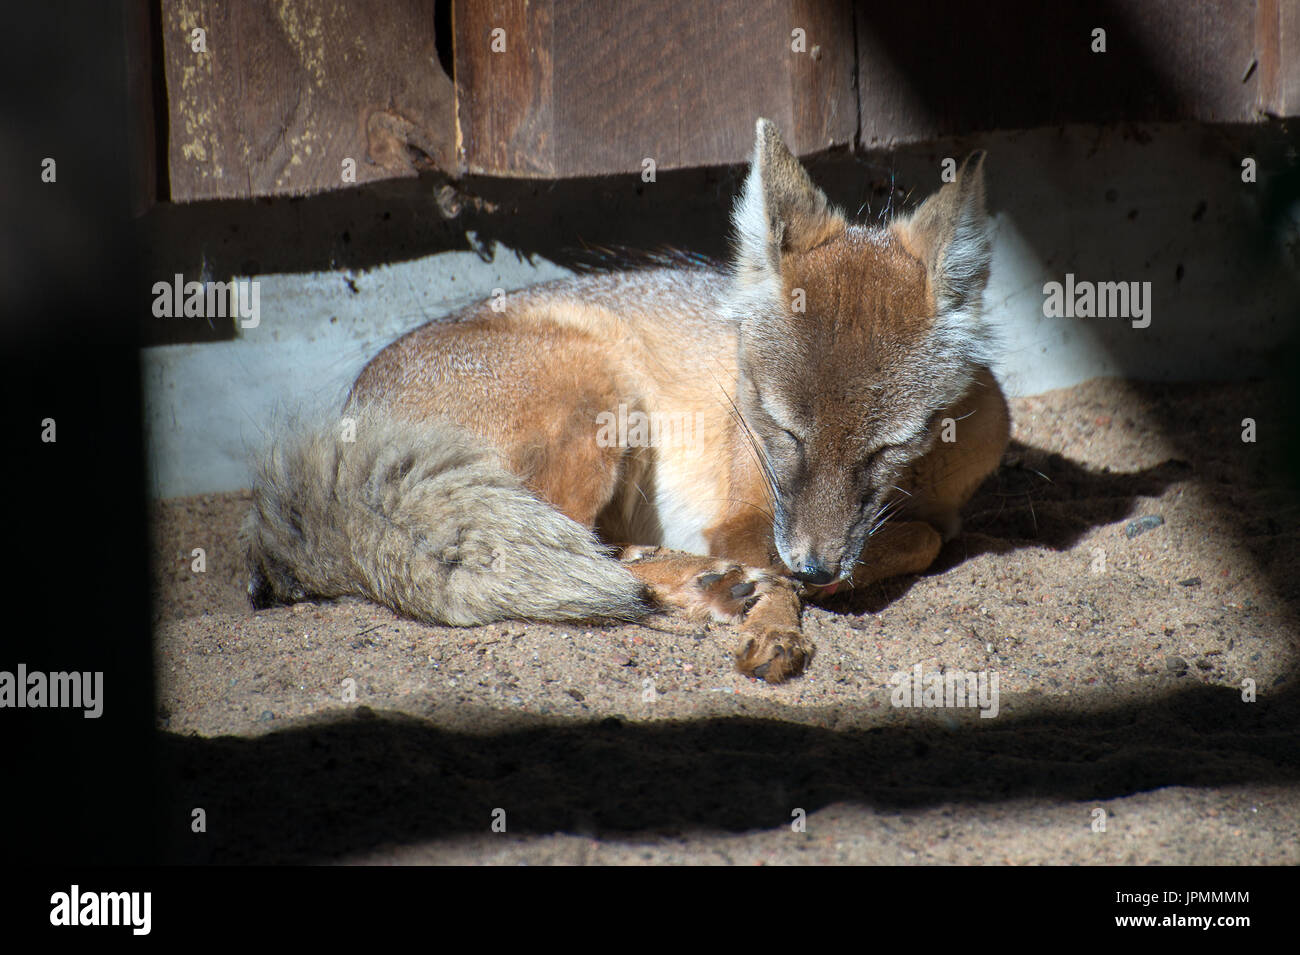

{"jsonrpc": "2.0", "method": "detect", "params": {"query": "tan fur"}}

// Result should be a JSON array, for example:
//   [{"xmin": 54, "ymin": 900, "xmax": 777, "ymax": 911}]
[{"xmin": 244, "ymin": 119, "xmax": 1010, "ymax": 684}]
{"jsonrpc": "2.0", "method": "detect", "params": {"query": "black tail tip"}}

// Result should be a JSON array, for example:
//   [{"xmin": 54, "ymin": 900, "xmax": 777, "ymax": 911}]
[{"xmin": 247, "ymin": 567, "xmax": 277, "ymax": 609}]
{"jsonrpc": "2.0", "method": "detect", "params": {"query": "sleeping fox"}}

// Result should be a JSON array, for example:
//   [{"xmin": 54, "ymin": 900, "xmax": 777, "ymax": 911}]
[{"xmin": 243, "ymin": 119, "xmax": 1010, "ymax": 684}]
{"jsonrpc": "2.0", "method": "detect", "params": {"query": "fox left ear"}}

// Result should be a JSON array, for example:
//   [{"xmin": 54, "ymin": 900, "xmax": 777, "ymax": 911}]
[
  {"xmin": 732, "ymin": 118, "xmax": 846, "ymax": 283},
  {"xmin": 894, "ymin": 152, "xmax": 991, "ymax": 311}
]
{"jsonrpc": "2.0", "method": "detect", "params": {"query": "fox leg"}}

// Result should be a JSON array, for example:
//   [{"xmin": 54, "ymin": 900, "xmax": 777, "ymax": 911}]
[
  {"xmin": 620, "ymin": 546, "xmax": 809, "ymax": 683},
  {"xmin": 843, "ymin": 520, "xmax": 944, "ymax": 590},
  {"xmin": 898, "ymin": 365, "xmax": 1010, "ymax": 541},
  {"xmin": 732, "ymin": 576, "xmax": 806, "ymax": 683},
  {"xmin": 619, "ymin": 547, "xmax": 770, "ymax": 621}
]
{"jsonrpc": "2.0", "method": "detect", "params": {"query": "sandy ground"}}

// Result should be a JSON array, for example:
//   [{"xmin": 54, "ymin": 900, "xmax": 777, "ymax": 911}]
[{"xmin": 150, "ymin": 377, "xmax": 1300, "ymax": 864}]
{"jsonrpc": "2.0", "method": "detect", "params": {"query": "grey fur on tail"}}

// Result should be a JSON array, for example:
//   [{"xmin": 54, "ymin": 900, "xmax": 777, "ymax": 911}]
[{"xmin": 241, "ymin": 404, "xmax": 649, "ymax": 626}]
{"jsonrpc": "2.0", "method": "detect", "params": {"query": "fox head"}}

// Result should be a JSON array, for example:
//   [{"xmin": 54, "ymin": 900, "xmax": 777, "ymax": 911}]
[{"xmin": 725, "ymin": 119, "xmax": 994, "ymax": 585}]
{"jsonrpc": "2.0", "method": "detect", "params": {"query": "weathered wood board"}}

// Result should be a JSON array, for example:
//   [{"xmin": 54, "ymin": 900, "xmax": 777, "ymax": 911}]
[
  {"xmin": 453, "ymin": 0, "xmax": 858, "ymax": 177},
  {"xmin": 855, "ymin": 0, "xmax": 1274, "ymax": 147},
  {"xmin": 153, "ymin": 0, "xmax": 1298, "ymax": 199},
  {"xmin": 160, "ymin": 0, "xmax": 455, "ymax": 201}
]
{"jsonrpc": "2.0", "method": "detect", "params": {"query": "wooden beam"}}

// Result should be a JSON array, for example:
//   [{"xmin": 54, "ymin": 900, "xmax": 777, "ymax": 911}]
[
  {"xmin": 151, "ymin": 0, "xmax": 1296, "ymax": 198},
  {"xmin": 453, "ymin": 0, "xmax": 857, "ymax": 178},
  {"xmin": 160, "ymin": 0, "xmax": 456, "ymax": 202}
]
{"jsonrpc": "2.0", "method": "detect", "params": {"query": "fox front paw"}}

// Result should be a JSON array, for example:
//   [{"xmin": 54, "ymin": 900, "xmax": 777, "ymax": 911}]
[
  {"xmin": 691, "ymin": 564, "xmax": 771, "ymax": 623},
  {"xmin": 733, "ymin": 578, "xmax": 810, "ymax": 683},
  {"xmin": 735, "ymin": 625, "xmax": 811, "ymax": 684},
  {"xmin": 619, "ymin": 548, "xmax": 814, "ymax": 682}
]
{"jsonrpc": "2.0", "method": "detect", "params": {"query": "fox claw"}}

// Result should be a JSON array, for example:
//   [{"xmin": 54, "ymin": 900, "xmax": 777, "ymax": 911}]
[{"xmin": 729, "ymin": 580, "xmax": 756, "ymax": 600}]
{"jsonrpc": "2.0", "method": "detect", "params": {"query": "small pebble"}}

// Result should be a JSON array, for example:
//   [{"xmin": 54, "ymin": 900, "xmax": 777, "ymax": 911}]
[{"xmin": 1126, "ymin": 515, "xmax": 1165, "ymax": 539}]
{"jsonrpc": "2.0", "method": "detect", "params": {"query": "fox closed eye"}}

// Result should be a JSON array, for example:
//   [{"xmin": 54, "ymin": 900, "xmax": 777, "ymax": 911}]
[
  {"xmin": 859, "ymin": 447, "xmax": 891, "ymax": 479},
  {"xmin": 857, "ymin": 447, "xmax": 902, "ymax": 498},
  {"xmin": 766, "ymin": 429, "xmax": 803, "ymax": 473},
  {"xmin": 752, "ymin": 397, "xmax": 803, "ymax": 454}
]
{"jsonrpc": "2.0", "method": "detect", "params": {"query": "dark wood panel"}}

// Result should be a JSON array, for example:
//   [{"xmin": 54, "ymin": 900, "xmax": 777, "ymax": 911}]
[
  {"xmin": 855, "ymin": 0, "xmax": 1263, "ymax": 147},
  {"xmin": 161, "ymin": 0, "xmax": 455, "ymax": 201},
  {"xmin": 152, "ymin": 0, "xmax": 1296, "ymax": 197},
  {"xmin": 454, "ymin": 0, "xmax": 857, "ymax": 177}
]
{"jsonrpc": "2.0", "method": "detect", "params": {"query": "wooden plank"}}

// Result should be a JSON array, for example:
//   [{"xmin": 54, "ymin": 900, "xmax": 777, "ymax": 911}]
[
  {"xmin": 152, "ymin": 0, "xmax": 1293, "ymax": 197},
  {"xmin": 454, "ymin": 0, "xmax": 857, "ymax": 177},
  {"xmin": 857, "ymin": 0, "xmax": 1263, "ymax": 147},
  {"xmin": 1283, "ymin": 0, "xmax": 1300, "ymax": 115},
  {"xmin": 1258, "ymin": 0, "xmax": 1300, "ymax": 117},
  {"xmin": 160, "ymin": 0, "xmax": 456, "ymax": 202},
  {"xmin": 789, "ymin": 0, "xmax": 858, "ymax": 151},
  {"xmin": 452, "ymin": 0, "xmax": 555, "ymax": 176}
]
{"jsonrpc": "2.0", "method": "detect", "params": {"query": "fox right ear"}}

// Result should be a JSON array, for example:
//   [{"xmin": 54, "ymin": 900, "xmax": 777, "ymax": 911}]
[
  {"xmin": 894, "ymin": 151, "xmax": 992, "ymax": 312},
  {"xmin": 731, "ymin": 118, "xmax": 845, "ymax": 282}
]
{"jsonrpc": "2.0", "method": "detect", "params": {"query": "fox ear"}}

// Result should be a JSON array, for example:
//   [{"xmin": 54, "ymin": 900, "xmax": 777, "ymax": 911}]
[
  {"xmin": 732, "ymin": 118, "xmax": 845, "ymax": 280},
  {"xmin": 895, "ymin": 151, "xmax": 991, "ymax": 311}
]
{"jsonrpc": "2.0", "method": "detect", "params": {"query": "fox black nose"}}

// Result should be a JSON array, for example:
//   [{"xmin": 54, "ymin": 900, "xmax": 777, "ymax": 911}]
[{"xmin": 791, "ymin": 558, "xmax": 836, "ymax": 586}]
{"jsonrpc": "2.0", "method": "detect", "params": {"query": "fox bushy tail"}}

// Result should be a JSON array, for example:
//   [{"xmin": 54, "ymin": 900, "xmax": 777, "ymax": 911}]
[{"xmin": 242, "ymin": 405, "xmax": 648, "ymax": 626}]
